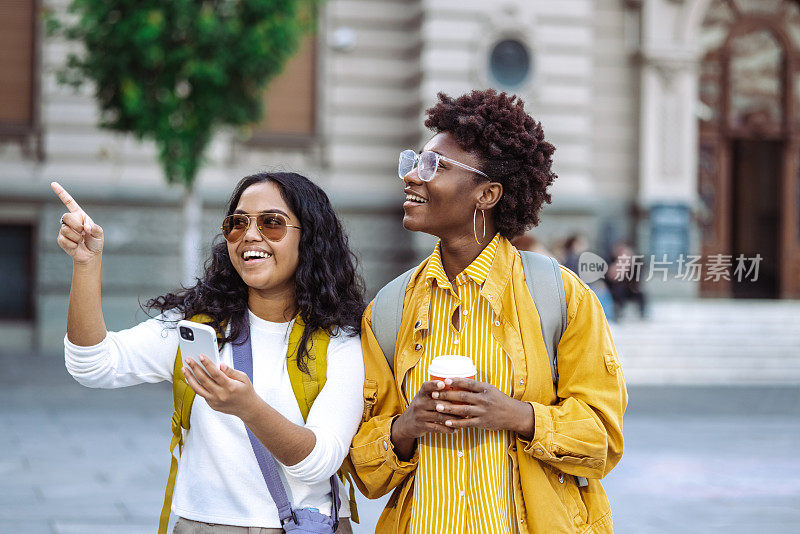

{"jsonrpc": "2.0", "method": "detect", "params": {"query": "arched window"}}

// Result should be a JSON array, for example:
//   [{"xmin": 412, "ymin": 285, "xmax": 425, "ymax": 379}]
[
  {"xmin": 729, "ymin": 29, "xmax": 783, "ymax": 130},
  {"xmin": 699, "ymin": 0, "xmax": 797, "ymax": 133}
]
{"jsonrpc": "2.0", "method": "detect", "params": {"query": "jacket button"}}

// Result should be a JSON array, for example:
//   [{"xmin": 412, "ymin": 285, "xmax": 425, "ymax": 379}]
[
  {"xmin": 415, "ymin": 344, "xmax": 422, "ymax": 351},
  {"xmin": 558, "ymin": 474, "xmax": 565, "ymax": 483},
  {"xmin": 382, "ymin": 440, "xmax": 388, "ymax": 451},
  {"xmin": 519, "ymin": 379, "xmax": 525, "ymax": 386},
  {"xmin": 415, "ymin": 321, "xmax": 421, "ymax": 328},
  {"xmin": 494, "ymin": 320, "xmax": 500, "ymax": 326}
]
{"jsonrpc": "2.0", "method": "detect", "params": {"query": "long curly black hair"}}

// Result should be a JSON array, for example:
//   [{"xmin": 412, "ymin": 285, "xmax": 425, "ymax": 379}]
[
  {"xmin": 145, "ymin": 172, "xmax": 366, "ymax": 372},
  {"xmin": 424, "ymin": 89, "xmax": 557, "ymax": 238}
]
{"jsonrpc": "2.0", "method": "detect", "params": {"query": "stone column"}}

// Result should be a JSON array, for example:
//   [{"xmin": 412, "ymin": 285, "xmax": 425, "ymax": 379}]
[{"xmin": 636, "ymin": 0, "xmax": 701, "ymax": 297}]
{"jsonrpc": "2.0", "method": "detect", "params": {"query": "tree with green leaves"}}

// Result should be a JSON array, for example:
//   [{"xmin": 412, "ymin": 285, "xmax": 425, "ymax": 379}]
[{"xmin": 50, "ymin": 0, "xmax": 317, "ymax": 283}]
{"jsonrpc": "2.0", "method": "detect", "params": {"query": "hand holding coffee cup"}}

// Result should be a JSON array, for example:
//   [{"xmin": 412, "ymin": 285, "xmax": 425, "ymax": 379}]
[
  {"xmin": 428, "ymin": 355, "xmax": 477, "ymax": 404},
  {"xmin": 431, "ymin": 365, "xmax": 536, "ymax": 436},
  {"xmin": 391, "ymin": 355, "xmax": 533, "ymax": 459}
]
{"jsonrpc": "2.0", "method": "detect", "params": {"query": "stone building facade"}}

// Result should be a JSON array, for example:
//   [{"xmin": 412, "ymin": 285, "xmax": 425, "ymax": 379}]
[{"xmin": 1, "ymin": 0, "xmax": 797, "ymax": 350}]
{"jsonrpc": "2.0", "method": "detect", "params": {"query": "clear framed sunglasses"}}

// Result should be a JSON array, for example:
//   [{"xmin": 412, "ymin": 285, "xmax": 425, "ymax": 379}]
[{"xmin": 398, "ymin": 149, "xmax": 489, "ymax": 182}]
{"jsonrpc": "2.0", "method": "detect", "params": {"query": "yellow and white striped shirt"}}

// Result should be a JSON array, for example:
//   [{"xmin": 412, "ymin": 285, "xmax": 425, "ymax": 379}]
[{"xmin": 405, "ymin": 235, "xmax": 515, "ymax": 534}]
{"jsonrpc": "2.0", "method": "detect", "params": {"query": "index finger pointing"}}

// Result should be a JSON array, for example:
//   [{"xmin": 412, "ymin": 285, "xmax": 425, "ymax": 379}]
[{"xmin": 50, "ymin": 182, "xmax": 83, "ymax": 214}]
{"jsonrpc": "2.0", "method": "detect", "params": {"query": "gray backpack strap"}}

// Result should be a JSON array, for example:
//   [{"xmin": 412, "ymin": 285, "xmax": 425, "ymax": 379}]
[
  {"xmin": 371, "ymin": 267, "xmax": 415, "ymax": 374},
  {"xmin": 520, "ymin": 251, "xmax": 588, "ymax": 488},
  {"xmin": 519, "ymin": 251, "xmax": 567, "ymax": 386}
]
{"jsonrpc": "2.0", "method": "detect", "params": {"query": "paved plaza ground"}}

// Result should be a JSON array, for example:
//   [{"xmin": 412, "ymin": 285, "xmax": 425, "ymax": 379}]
[{"xmin": 1, "ymin": 352, "xmax": 798, "ymax": 533}]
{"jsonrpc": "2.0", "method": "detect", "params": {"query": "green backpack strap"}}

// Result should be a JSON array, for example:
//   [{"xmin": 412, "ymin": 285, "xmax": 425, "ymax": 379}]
[
  {"xmin": 159, "ymin": 314, "xmax": 215, "ymax": 534},
  {"xmin": 286, "ymin": 318, "xmax": 360, "ymax": 523},
  {"xmin": 286, "ymin": 318, "xmax": 330, "ymax": 421}
]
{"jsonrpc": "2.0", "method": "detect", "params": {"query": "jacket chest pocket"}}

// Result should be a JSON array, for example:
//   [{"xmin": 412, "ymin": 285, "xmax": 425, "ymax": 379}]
[{"xmin": 362, "ymin": 379, "xmax": 378, "ymax": 422}]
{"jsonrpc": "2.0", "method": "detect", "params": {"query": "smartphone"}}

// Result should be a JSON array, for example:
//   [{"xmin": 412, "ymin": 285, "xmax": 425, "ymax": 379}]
[{"xmin": 177, "ymin": 320, "xmax": 221, "ymax": 377}]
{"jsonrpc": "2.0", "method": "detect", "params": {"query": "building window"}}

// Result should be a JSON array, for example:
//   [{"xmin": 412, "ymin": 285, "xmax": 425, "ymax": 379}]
[
  {"xmin": 488, "ymin": 38, "xmax": 532, "ymax": 89},
  {"xmin": 0, "ymin": 224, "xmax": 34, "ymax": 320},
  {"xmin": 0, "ymin": 0, "xmax": 35, "ymax": 132},
  {"xmin": 250, "ymin": 35, "xmax": 316, "ymax": 144},
  {"xmin": 729, "ymin": 29, "xmax": 783, "ymax": 131}
]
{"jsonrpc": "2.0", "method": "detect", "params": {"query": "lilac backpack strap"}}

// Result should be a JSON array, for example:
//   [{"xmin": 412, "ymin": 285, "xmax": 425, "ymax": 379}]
[{"xmin": 231, "ymin": 321, "xmax": 340, "ymax": 529}]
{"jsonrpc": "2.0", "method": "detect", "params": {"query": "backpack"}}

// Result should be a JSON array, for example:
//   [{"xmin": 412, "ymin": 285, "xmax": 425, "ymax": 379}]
[
  {"xmin": 158, "ymin": 315, "xmax": 359, "ymax": 533},
  {"xmin": 370, "ymin": 251, "xmax": 588, "ymax": 487}
]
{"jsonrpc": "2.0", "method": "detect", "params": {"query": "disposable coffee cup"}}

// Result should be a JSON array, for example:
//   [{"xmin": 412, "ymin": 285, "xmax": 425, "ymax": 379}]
[{"xmin": 428, "ymin": 355, "xmax": 477, "ymax": 389}]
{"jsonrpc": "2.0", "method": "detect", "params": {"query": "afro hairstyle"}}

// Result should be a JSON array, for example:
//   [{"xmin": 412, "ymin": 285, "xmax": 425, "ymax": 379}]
[{"xmin": 424, "ymin": 89, "xmax": 557, "ymax": 238}]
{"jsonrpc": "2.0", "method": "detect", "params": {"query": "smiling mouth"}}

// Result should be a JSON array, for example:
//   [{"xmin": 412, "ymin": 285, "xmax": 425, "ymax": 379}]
[
  {"xmin": 242, "ymin": 250, "xmax": 272, "ymax": 262},
  {"xmin": 405, "ymin": 193, "xmax": 428, "ymax": 204}
]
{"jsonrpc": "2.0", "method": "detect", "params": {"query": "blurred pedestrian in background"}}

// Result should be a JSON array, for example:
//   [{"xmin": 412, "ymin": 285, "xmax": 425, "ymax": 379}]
[
  {"xmin": 561, "ymin": 234, "xmax": 588, "ymax": 274},
  {"xmin": 510, "ymin": 231, "xmax": 553, "ymax": 257},
  {"xmin": 607, "ymin": 242, "xmax": 648, "ymax": 320},
  {"xmin": 560, "ymin": 233, "xmax": 615, "ymax": 321}
]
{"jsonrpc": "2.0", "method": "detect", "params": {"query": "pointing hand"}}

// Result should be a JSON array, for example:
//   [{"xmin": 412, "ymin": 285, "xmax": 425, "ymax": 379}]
[{"xmin": 51, "ymin": 182, "xmax": 104, "ymax": 263}]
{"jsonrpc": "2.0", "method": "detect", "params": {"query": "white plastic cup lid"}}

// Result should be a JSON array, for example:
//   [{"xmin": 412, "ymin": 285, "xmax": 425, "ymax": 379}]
[{"xmin": 428, "ymin": 355, "xmax": 477, "ymax": 379}]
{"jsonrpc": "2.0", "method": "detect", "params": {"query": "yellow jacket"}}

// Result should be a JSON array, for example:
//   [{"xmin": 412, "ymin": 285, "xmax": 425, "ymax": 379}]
[{"xmin": 347, "ymin": 237, "xmax": 627, "ymax": 533}]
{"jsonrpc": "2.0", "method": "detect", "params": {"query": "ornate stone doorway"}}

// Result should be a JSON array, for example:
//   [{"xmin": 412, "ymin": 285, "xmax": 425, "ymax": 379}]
[{"xmin": 697, "ymin": 0, "xmax": 800, "ymax": 298}]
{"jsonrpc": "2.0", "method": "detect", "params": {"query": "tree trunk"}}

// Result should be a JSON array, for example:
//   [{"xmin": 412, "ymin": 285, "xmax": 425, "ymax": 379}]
[{"xmin": 181, "ymin": 186, "xmax": 203, "ymax": 287}]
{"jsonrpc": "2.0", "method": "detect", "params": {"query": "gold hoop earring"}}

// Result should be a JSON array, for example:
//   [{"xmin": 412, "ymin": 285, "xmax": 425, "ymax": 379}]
[{"xmin": 473, "ymin": 207, "xmax": 486, "ymax": 245}]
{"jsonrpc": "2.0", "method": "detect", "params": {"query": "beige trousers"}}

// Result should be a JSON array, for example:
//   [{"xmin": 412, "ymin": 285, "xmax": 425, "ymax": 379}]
[{"xmin": 173, "ymin": 517, "xmax": 353, "ymax": 534}]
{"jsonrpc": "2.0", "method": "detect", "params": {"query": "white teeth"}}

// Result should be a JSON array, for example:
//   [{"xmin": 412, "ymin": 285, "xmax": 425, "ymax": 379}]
[
  {"xmin": 243, "ymin": 250, "xmax": 271, "ymax": 260},
  {"xmin": 406, "ymin": 194, "xmax": 427, "ymax": 203}
]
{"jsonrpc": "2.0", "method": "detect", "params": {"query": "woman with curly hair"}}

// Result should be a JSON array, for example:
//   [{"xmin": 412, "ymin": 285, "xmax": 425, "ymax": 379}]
[
  {"xmin": 52, "ymin": 172, "xmax": 364, "ymax": 533},
  {"xmin": 348, "ymin": 90, "xmax": 627, "ymax": 533}
]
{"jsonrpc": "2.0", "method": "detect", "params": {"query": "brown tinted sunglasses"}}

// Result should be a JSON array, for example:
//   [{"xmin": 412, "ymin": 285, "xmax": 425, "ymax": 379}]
[{"xmin": 221, "ymin": 213, "xmax": 301, "ymax": 243}]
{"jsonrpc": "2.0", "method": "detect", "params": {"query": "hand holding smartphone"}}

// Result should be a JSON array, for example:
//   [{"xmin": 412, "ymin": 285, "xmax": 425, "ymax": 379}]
[{"xmin": 177, "ymin": 320, "xmax": 221, "ymax": 378}]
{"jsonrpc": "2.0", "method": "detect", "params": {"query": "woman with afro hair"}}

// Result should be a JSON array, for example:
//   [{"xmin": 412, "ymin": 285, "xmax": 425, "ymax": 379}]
[{"xmin": 348, "ymin": 90, "xmax": 627, "ymax": 533}]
